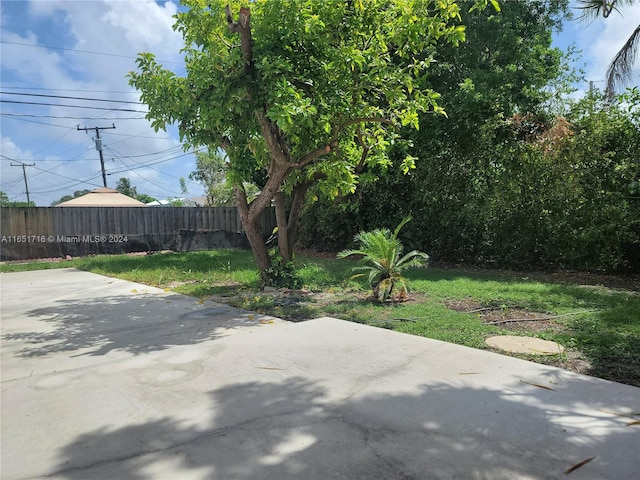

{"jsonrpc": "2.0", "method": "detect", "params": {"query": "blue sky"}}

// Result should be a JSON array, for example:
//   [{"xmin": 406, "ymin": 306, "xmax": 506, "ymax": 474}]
[{"xmin": 1, "ymin": 0, "xmax": 639, "ymax": 206}]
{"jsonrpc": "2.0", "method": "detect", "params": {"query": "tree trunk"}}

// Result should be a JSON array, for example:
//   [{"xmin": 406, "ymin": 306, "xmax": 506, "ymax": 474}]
[
  {"xmin": 235, "ymin": 185, "xmax": 270, "ymax": 277},
  {"xmin": 235, "ymin": 162, "xmax": 291, "ymax": 285},
  {"xmin": 226, "ymin": 6, "xmax": 340, "ymax": 283},
  {"xmin": 274, "ymin": 191, "xmax": 291, "ymax": 264}
]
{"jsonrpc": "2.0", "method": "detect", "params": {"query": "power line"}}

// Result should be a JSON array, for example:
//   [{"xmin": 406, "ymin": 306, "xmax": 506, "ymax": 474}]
[
  {"xmin": 0, "ymin": 40, "xmax": 183, "ymax": 65},
  {"xmin": 0, "ymin": 176, "xmax": 24, "ymax": 189},
  {"xmin": 28, "ymin": 177, "xmax": 104, "ymax": 195},
  {"xmin": 106, "ymin": 148, "xmax": 205, "ymax": 175},
  {"xmin": 31, "ymin": 127, "xmax": 76, "ymax": 158},
  {"xmin": 106, "ymin": 146, "xmax": 188, "ymax": 188},
  {"xmin": 27, "ymin": 169, "xmax": 105, "ymax": 193},
  {"xmin": 0, "ymin": 115, "xmax": 72, "ymax": 128},
  {"xmin": 0, "ymin": 91, "xmax": 144, "ymax": 104},
  {"xmin": 0, "ymin": 99, "xmax": 148, "ymax": 113},
  {"xmin": 1, "ymin": 154, "xmax": 109, "ymax": 199},
  {"xmin": 109, "ymin": 145, "xmax": 184, "ymax": 158},
  {"xmin": 7, "ymin": 157, "xmax": 118, "ymax": 163},
  {"xmin": 105, "ymin": 147, "xmax": 192, "ymax": 181},
  {"xmin": 110, "ymin": 131, "xmax": 175, "ymax": 140},
  {"xmin": 0, "ymin": 85, "xmax": 139, "ymax": 94},
  {"xmin": 1, "ymin": 113, "xmax": 145, "ymax": 121},
  {"xmin": 109, "ymin": 159, "xmax": 183, "ymax": 197},
  {"xmin": 1, "ymin": 154, "xmax": 96, "ymax": 182}
]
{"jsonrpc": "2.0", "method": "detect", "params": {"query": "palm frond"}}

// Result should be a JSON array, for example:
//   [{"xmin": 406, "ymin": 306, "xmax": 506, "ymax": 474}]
[
  {"xmin": 396, "ymin": 250, "xmax": 430, "ymax": 270},
  {"xmin": 336, "ymin": 248, "xmax": 367, "ymax": 259},
  {"xmin": 605, "ymin": 24, "xmax": 640, "ymax": 97},
  {"xmin": 393, "ymin": 216, "xmax": 412, "ymax": 238},
  {"xmin": 576, "ymin": 1, "xmax": 634, "ymax": 21}
]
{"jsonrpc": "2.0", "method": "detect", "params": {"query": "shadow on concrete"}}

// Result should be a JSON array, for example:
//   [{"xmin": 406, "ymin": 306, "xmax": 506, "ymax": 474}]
[
  {"xmin": 49, "ymin": 376, "xmax": 639, "ymax": 479},
  {"xmin": 3, "ymin": 293, "xmax": 249, "ymax": 358}
]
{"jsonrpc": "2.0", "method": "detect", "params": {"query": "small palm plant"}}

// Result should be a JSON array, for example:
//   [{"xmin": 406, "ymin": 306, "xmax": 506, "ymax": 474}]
[{"xmin": 337, "ymin": 217, "xmax": 429, "ymax": 302}]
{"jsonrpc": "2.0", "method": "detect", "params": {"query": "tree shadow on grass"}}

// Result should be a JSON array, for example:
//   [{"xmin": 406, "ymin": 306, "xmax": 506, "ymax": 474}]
[
  {"xmin": 559, "ymin": 312, "xmax": 640, "ymax": 387},
  {"xmin": 407, "ymin": 267, "xmax": 640, "ymax": 386},
  {"xmin": 45, "ymin": 376, "xmax": 640, "ymax": 480}
]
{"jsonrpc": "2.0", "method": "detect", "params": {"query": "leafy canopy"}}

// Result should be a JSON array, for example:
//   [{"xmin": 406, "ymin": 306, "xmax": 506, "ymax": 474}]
[{"xmin": 130, "ymin": 0, "xmax": 497, "ymax": 199}]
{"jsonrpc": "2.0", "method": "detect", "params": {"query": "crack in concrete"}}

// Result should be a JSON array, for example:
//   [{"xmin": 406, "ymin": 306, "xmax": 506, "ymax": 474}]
[
  {"xmin": 34, "ymin": 406, "xmax": 325, "ymax": 479},
  {"xmin": 340, "ymin": 349, "xmax": 429, "ymax": 402}
]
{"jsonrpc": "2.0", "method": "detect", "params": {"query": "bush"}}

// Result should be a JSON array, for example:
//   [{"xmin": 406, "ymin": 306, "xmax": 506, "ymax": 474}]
[{"xmin": 337, "ymin": 217, "xmax": 429, "ymax": 302}]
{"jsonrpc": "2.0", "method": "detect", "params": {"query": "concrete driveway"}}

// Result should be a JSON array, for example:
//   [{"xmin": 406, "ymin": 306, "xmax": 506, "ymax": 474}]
[{"xmin": 1, "ymin": 268, "xmax": 638, "ymax": 479}]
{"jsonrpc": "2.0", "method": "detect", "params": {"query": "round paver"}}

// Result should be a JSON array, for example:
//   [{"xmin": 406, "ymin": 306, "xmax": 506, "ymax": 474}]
[{"xmin": 486, "ymin": 335, "xmax": 564, "ymax": 355}]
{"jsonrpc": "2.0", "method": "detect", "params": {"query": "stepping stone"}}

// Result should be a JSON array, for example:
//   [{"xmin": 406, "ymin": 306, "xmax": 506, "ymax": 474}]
[{"xmin": 486, "ymin": 335, "xmax": 564, "ymax": 355}]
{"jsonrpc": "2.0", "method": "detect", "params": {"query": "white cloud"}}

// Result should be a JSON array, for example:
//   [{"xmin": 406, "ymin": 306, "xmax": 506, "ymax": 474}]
[
  {"xmin": 102, "ymin": 1, "xmax": 180, "ymax": 49},
  {"xmin": 1, "ymin": 136, "xmax": 32, "ymax": 161},
  {"xmin": 1, "ymin": 1, "xmax": 199, "ymax": 205},
  {"xmin": 582, "ymin": 5, "xmax": 640, "ymax": 88}
]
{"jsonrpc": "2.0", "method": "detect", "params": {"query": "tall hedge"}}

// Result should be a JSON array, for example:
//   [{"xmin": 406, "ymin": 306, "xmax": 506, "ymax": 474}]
[{"xmin": 300, "ymin": 92, "xmax": 640, "ymax": 272}]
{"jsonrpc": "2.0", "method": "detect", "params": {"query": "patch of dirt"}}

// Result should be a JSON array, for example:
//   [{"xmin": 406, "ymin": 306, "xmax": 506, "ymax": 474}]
[
  {"xmin": 445, "ymin": 298, "xmax": 484, "ymax": 312},
  {"xmin": 445, "ymin": 298, "xmax": 568, "ymax": 334},
  {"xmin": 557, "ymin": 350, "xmax": 593, "ymax": 376},
  {"xmin": 481, "ymin": 309, "xmax": 567, "ymax": 334}
]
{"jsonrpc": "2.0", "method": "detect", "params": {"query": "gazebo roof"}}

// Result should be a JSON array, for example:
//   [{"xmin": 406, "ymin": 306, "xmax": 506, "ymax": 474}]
[{"xmin": 56, "ymin": 187, "xmax": 146, "ymax": 207}]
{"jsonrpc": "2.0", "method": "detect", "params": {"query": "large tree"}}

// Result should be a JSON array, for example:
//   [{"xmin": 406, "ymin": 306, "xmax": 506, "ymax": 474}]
[
  {"xmin": 130, "ymin": 0, "xmax": 496, "ymax": 284},
  {"xmin": 299, "ymin": 0, "xmax": 573, "ymax": 258}
]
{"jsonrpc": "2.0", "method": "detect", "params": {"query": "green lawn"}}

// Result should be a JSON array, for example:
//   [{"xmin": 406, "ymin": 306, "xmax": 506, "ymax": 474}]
[{"xmin": 2, "ymin": 249, "xmax": 639, "ymax": 387}]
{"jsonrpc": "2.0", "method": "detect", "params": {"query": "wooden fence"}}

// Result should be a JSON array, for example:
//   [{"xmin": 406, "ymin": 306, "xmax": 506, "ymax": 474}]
[{"xmin": 0, "ymin": 207, "xmax": 276, "ymax": 261}]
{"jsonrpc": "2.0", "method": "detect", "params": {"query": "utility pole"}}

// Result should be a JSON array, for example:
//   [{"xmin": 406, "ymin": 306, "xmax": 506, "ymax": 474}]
[
  {"xmin": 77, "ymin": 124, "xmax": 116, "ymax": 187},
  {"xmin": 10, "ymin": 162, "xmax": 36, "ymax": 205}
]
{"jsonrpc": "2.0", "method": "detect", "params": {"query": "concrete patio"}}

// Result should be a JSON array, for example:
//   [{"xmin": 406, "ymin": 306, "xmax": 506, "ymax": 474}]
[{"xmin": 1, "ymin": 269, "xmax": 638, "ymax": 479}]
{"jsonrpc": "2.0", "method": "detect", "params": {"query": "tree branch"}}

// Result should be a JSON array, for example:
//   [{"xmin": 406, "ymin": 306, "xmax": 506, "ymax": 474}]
[
  {"xmin": 256, "ymin": 111, "xmax": 291, "ymax": 167},
  {"xmin": 339, "ymin": 116, "xmax": 400, "ymax": 132},
  {"xmin": 234, "ymin": 183, "xmax": 249, "ymax": 220},
  {"xmin": 293, "ymin": 142, "xmax": 337, "ymax": 168},
  {"xmin": 485, "ymin": 310, "xmax": 599, "ymax": 325},
  {"xmin": 293, "ymin": 116, "xmax": 396, "ymax": 169},
  {"xmin": 354, "ymin": 126, "xmax": 370, "ymax": 174},
  {"xmin": 247, "ymin": 161, "xmax": 290, "ymax": 223},
  {"xmin": 226, "ymin": 5, "xmax": 253, "ymax": 76}
]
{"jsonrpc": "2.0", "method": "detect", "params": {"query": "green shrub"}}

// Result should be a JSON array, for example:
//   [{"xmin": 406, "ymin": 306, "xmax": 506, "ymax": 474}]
[{"xmin": 337, "ymin": 217, "xmax": 429, "ymax": 302}]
